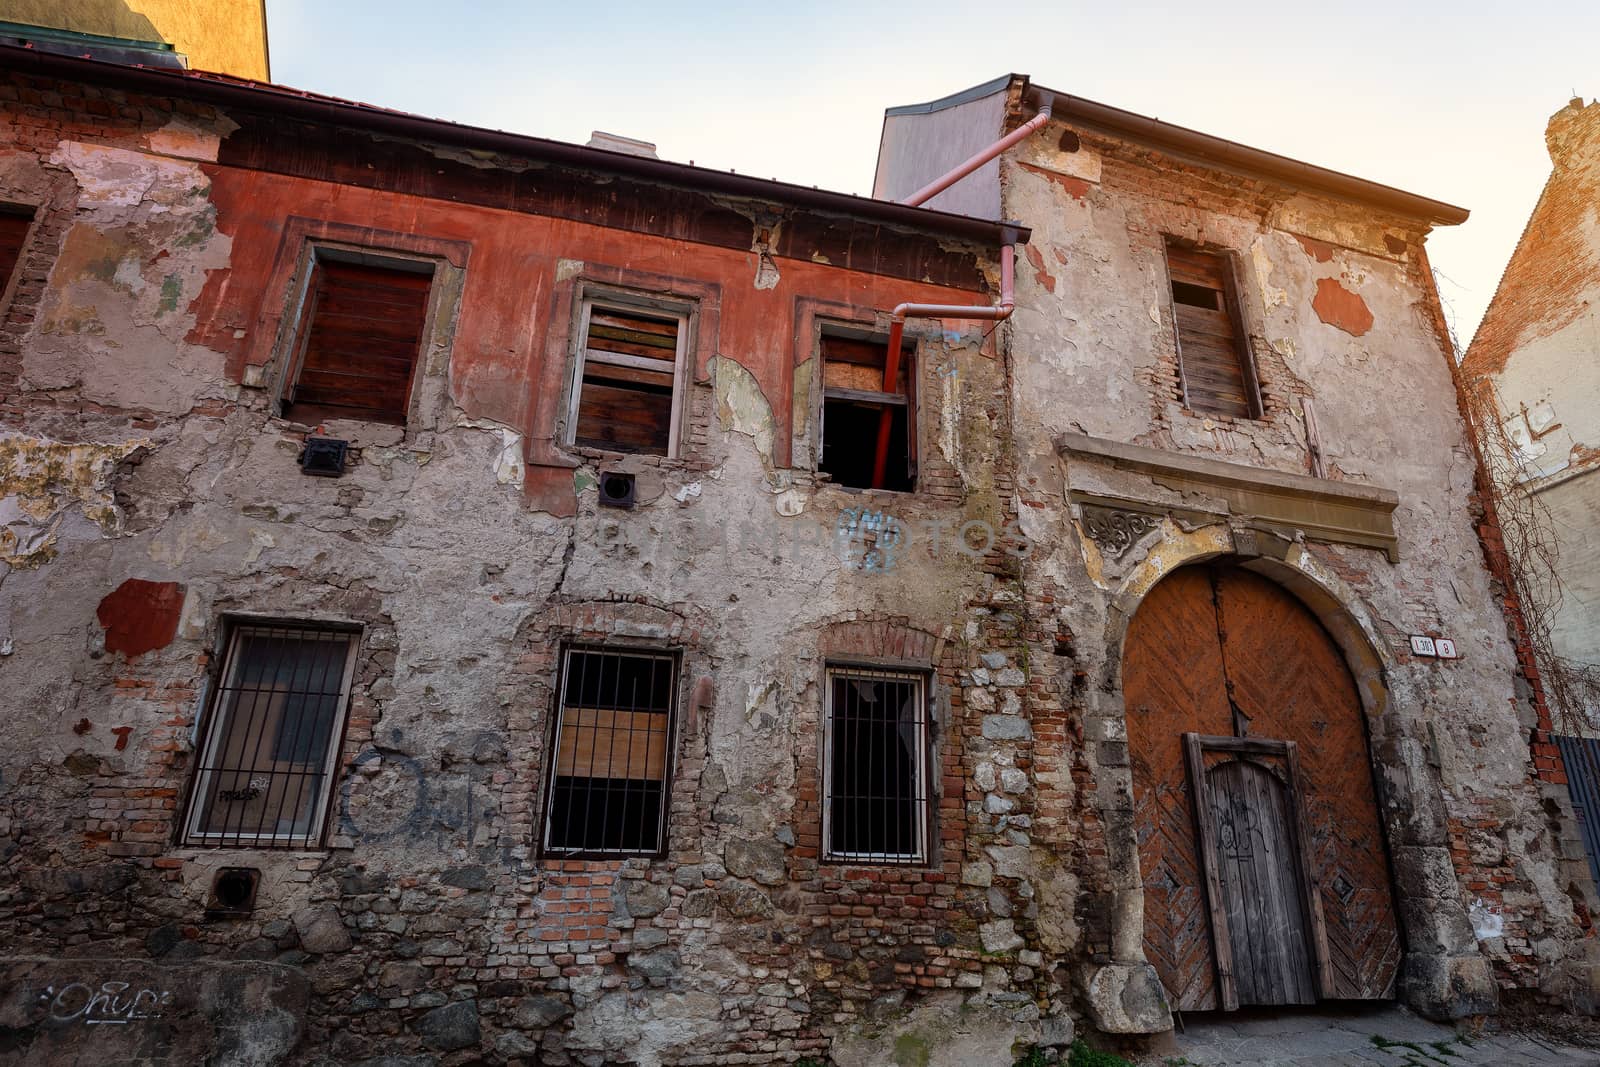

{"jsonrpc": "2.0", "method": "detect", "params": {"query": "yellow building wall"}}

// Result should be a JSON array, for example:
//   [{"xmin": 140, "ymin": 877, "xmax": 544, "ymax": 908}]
[{"xmin": 0, "ymin": 0, "xmax": 269, "ymax": 80}]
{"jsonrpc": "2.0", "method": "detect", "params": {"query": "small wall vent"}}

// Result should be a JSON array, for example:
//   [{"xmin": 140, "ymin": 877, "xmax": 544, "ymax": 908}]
[
  {"xmin": 599, "ymin": 472, "xmax": 636, "ymax": 509},
  {"xmin": 207, "ymin": 867, "xmax": 261, "ymax": 918},
  {"xmin": 300, "ymin": 437, "xmax": 349, "ymax": 477}
]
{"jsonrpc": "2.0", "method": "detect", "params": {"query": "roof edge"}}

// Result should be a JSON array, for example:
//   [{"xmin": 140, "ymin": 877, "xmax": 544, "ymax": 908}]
[
  {"xmin": 1025, "ymin": 80, "xmax": 1469, "ymax": 226},
  {"xmin": 1, "ymin": 45, "xmax": 1027, "ymax": 249},
  {"xmin": 883, "ymin": 74, "xmax": 1015, "ymax": 118},
  {"xmin": 881, "ymin": 74, "xmax": 1468, "ymax": 227}
]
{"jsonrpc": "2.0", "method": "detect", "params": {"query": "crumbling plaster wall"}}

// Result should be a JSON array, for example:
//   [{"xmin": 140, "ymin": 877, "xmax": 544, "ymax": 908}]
[
  {"xmin": 998, "ymin": 121, "xmax": 1600, "ymax": 1019},
  {"xmin": 0, "ymin": 76, "xmax": 1066, "ymax": 1065}
]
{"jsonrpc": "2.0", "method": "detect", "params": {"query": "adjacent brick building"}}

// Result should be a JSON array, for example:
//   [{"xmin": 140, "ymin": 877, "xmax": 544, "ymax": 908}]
[
  {"xmin": 0, "ymin": 51, "xmax": 1597, "ymax": 1066},
  {"xmin": 1462, "ymin": 96, "xmax": 1600, "ymax": 712}
]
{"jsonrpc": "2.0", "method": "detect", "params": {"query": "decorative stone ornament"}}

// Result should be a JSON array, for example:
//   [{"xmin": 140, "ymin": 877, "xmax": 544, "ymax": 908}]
[{"xmin": 1080, "ymin": 505, "xmax": 1160, "ymax": 560}]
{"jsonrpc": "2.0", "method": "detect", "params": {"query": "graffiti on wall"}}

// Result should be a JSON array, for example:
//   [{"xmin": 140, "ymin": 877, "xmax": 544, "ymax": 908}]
[{"xmin": 39, "ymin": 981, "xmax": 172, "ymax": 1026}]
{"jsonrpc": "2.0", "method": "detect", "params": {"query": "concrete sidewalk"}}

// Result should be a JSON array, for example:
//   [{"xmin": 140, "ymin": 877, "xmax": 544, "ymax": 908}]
[{"xmin": 1140, "ymin": 1005, "xmax": 1600, "ymax": 1066}]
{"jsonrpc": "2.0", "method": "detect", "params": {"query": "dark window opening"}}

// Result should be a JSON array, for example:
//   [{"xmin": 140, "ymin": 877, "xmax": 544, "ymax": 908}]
[
  {"xmin": 184, "ymin": 624, "xmax": 356, "ymax": 848},
  {"xmin": 573, "ymin": 305, "xmax": 683, "ymax": 455},
  {"xmin": 825, "ymin": 668, "xmax": 928, "ymax": 864},
  {"xmin": 819, "ymin": 334, "xmax": 915, "ymax": 492},
  {"xmin": 544, "ymin": 648, "xmax": 676, "ymax": 857},
  {"xmin": 1171, "ymin": 280, "xmax": 1220, "ymax": 310},
  {"xmin": 0, "ymin": 208, "xmax": 33, "ymax": 293},
  {"xmin": 1165, "ymin": 241, "xmax": 1261, "ymax": 420},
  {"xmin": 285, "ymin": 258, "xmax": 432, "ymax": 426}
]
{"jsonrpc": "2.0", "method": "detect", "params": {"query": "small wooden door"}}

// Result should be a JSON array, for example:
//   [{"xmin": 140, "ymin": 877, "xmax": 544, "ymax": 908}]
[
  {"xmin": 1124, "ymin": 564, "xmax": 1400, "ymax": 1011},
  {"xmin": 1185, "ymin": 735, "xmax": 1325, "ymax": 1009}
]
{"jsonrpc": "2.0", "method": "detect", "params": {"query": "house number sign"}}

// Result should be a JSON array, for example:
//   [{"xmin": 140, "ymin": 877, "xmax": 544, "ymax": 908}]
[{"xmin": 1410, "ymin": 635, "xmax": 1458, "ymax": 659}]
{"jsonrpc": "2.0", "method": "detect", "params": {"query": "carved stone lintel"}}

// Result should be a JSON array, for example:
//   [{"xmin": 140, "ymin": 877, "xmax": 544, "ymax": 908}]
[{"xmin": 1081, "ymin": 506, "xmax": 1160, "ymax": 560}]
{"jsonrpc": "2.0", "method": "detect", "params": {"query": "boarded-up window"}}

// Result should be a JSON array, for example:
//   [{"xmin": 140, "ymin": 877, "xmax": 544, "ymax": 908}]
[
  {"xmin": 819, "ymin": 335, "xmax": 915, "ymax": 492},
  {"xmin": 1165, "ymin": 241, "xmax": 1261, "ymax": 419},
  {"xmin": 824, "ymin": 667, "xmax": 929, "ymax": 864},
  {"xmin": 183, "ymin": 622, "xmax": 358, "ymax": 849},
  {"xmin": 543, "ymin": 647, "xmax": 677, "ymax": 856},
  {"xmin": 0, "ymin": 209, "xmax": 33, "ymax": 293},
  {"xmin": 285, "ymin": 258, "xmax": 432, "ymax": 425},
  {"xmin": 570, "ymin": 302, "xmax": 687, "ymax": 456}
]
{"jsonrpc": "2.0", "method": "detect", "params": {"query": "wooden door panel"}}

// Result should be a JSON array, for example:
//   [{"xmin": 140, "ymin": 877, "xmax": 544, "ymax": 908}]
[
  {"xmin": 1124, "ymin": 564, "xmax": 1399, "ymax": 1011},
  {"xmin": 1206, "ymin": 758, "xmax": 1317, "ymax": 1006},
  {"xmin": 1124, "ymin": 567, "xmax": 1234, "ymax": 1011},
  {"xmin": 1213, "ymin": 569, "xmax": 1400, "ymax": 999}
]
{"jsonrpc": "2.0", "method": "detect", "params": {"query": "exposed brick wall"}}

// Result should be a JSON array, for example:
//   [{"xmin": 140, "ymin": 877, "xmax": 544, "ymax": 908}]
[{"xmin": 1463, "ymin": 99, "xmax": 1600, "ymax": 380}]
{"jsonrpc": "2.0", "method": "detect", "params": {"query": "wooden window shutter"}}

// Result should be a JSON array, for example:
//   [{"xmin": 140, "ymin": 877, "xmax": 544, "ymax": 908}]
[
  {"xmin": 1165, "ymin": 242, "xmax": 1261, "ymax": 419},
  {"xmin": 574, "ymin": 305, "xmax": 681, "ymax": 455},
  {"xmin": 0, "ymin": 210, "xmax": 33, "ymax": 292},
  {"xmin": 288, "ymin": 259, "xmax": 432, "ymax": 425}
]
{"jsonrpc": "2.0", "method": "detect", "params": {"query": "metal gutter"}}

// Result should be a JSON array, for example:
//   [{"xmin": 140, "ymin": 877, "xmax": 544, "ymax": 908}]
[{"xmin": 0, "ymin": 45, "xmax": 1027, "ymax": 249}]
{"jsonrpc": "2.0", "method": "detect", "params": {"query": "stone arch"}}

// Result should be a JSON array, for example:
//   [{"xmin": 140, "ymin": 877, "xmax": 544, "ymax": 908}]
[{"xmin": 1076, "ymin": 527, "xmax": 1495, "ymax": 1032}]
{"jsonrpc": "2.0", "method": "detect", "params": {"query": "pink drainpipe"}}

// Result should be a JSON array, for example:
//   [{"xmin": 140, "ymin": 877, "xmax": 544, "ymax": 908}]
[{"xmin": 868, "ymin": 104, "xmax": 1051, "ymax": 490}]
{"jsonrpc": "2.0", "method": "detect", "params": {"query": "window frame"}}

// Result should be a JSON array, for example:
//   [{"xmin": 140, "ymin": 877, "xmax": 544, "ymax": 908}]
[
  {"xmin": 278, "ymin": 244, "xmax": 441, "ymax": 428},
  {"xmin": 815, "ymin": 325, "xmax": 919, "ymax": 493},
  {"xmin": 0, "ymin": 203, "xmax": 37, "ymax": 312},
  {"xmin": 180, "ymin": 619, "xmax": 361, "ymax": 850},
  {"xmin": 821, "ymin": 663, "xmax": 932, "ymax": 866},
  {"xmin": 539, "ymin": 643, "xmax": 682, "ymax": 861},
  {"xmin": 565, "ymin": 291, "xmax": 694, "ymax": 459},
  {"xmin": 1162, "ymin": 238, "xmax": 1264, "ymax": 420}
]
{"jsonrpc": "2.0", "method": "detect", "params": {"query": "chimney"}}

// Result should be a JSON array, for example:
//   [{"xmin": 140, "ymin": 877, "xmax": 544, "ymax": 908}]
[
  {"xmin": 1545, "ymin": 96, "xmax": 1600, "ymax": 169},
  {"xmin": 587, "ymin": 132, "xmax": 658, "ymax": 159}
]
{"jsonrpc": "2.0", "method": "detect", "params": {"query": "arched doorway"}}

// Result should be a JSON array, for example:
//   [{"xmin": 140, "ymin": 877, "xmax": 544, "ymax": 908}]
[{"xmin": 1123, "ymin": 562, "xmax": 1400, "ymax": 1011}]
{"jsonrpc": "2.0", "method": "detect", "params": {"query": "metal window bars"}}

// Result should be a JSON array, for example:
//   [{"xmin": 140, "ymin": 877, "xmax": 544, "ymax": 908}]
[
  {"xmin": 823, "ymin": 667, "xmax": 930, "ymax": 865},
  {"xmin": 182, "ymin": 623, "xmax": 358, "ymax": 849},
  {"xmin": 543, "ymin": 647, "xmax": 678, "ymax": 858}
]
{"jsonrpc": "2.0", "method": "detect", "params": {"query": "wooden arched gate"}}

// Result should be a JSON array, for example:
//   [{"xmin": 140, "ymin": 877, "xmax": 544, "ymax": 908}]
[{"xmin": 1123, "ymin": 564, "xmax": 1400, "ymax": 1010}]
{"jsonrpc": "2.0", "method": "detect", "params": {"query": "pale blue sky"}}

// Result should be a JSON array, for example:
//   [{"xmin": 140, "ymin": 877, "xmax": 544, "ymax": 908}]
[{"xmin": 267, "ymin": 0, "xmax": 1599, "ymax": 347}]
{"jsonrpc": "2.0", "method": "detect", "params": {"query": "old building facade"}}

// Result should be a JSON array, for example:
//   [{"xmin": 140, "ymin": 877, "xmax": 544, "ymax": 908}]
[
  {"xmin": 876, "ymin": 76, "xmax": 1600, "ymax": 1034},
  {"xmin": 0, "ymin": 51, "xmax": 1596, "ymax": 1066}
]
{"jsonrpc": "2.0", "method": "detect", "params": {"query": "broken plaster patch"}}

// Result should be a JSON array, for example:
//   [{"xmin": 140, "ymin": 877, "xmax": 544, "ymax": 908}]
[
  {"xmin": 0, "ymin": 432, "xmax": 147, "ymax": 567},
  {"xmin": 1312, "ymin": 277, "xmax": 1375, "ymax": 336},
  {"xmin": 712, "ymin": 356, "xmax": 775, "ymax": 466},
  {"xmin": 938, "ymin": 367, "xmax": 962, "ymax": 471},
  {"xmin": 49, "ymin": 141, "xmax": 206, "ymax": 212},
  {"xmin": 1470, "ymin": 899, "xmax": 1504, "ymax": 941},
  {"xmin": 143, "ymin": 115, "xmax": 237, "ymax": 163},
  {"xmin": 454, "ymin": 417, "xmax": 526, "ymax": 486},
  {"xmin": 1251, "ymin": 239, "xmax": 1288, "ymax": 310}
]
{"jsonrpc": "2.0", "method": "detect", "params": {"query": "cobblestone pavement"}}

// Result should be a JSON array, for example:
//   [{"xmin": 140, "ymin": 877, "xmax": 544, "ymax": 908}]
[{"xmin": 1137, "ymin": 1005, "xmax": 1600, "ymax": 1066}]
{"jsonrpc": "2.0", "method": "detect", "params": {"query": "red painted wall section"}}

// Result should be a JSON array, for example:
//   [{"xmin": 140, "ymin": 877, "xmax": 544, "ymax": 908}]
[
  {"xmin": 96, "ymin": 579, "xmax": 184, "ymax": 659},
  {"xmin": 186, "ymin": 166, "xmax": 994, "ymax": 448},
  {"xmin": 1312, "ymin": 277, "xmax": 1375, "ymax": 336},
  {"xmin": 1294, "ymin": 234, "xmax": 1336, "ymax": 263}
]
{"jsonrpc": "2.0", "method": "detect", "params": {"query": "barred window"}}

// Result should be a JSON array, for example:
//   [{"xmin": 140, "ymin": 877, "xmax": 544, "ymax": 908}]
[
  {"xmin": 823, "ymin": 667, "xmax": 930, "ymax": 864},
  {"xmin": 543, "ymin": 647, "xmax": 677, "ymax": 857},
  {"xmin": 182, "ymin": 623, "xmax": 358, "ymax": 848}
]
